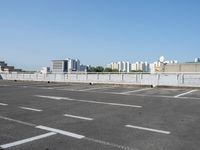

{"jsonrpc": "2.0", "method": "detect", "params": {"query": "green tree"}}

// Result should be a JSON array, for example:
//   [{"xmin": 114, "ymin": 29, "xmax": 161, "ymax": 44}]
[
  {"xmin": 95, "ymin": 66, "xmax": 104, "ymax": 72},
  {"xmin": 104, "ymin": 67, "xmax": 112, "ymax": 72},
  {"xmin": 87, "ymin": 66, "xmax": 104, "ymax": 72},
  {"xmin": 130, "ymin": 70, "xmax": 143, "ymax": 72},
  {"xmin": 87, "ymin": 67, "xmax": 96, "ymax": 72},
  {"xmin": 112, "ymin": 69, "xmax": 119, "ymax": 72}
]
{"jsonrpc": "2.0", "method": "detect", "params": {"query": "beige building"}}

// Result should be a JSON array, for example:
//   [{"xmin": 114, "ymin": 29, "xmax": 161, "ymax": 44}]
[
  {"xmin": 163, "ymin": 63, "xmax": 200, "ymax": 72},
  {"xmin": 111, "ymin": 62, "xmax": 119, "ymax": 70}
]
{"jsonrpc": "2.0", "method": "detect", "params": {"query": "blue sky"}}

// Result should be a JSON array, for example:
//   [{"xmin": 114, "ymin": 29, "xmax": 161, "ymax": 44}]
[{"xmin": 0, "ymin": 0, "xmax": 200, "ymax": 70}]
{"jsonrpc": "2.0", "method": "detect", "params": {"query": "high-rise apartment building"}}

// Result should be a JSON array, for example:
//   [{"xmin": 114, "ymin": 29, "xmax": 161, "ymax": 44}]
[
  {"xmin": 195, "ymin": 58, "xmax": 200, "ymax": 63},
  {"xmin": 130, "ymin": 61, "xmax": 149, "ymax": 72},
  {"xmin": 127, "ymin": 62, "xmax": 131, "ymax": 73},
  {"xmin": 111, "ymin": 62, "xmax": 119, "ymax": 70},
  {"xmin": 108, "ymin": 61, "xmax": 133, "ymax": 72},
  {"xmin": 68, "ymin": 58, "xmax": 80, "ymax": 72}
]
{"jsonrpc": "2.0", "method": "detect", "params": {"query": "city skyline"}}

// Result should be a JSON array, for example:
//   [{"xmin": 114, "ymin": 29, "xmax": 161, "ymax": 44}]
[
  {"xmin": 0, "ymin": 55, "xmax": 200, "ymax": 71},
  {"xmin": 1, "ymin": 56, "xmax": 200, "ymax": 73},
  {"xmin": 0, "ymin": 0, "xmax": 200, "ymax": 70}
]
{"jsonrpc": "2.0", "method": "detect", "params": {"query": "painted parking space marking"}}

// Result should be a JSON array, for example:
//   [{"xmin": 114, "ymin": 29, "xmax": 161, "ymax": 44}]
[
  {"xmin": 120, "ymin": 88, "xmax": 152, "ymax": 94},
  {"xmin": 35, "ymin": 95, "xmax": 142, "ymax": 108},
  {"xmin": 0, "ymin": 103, "xmax": 8, "ymax": 106},
  {"xmin": 0, "ymin": 132, "xmax": 56, "ymax": 149},
  {"xmin": 174, "ymin": 90, "xmax": 198, "ymax": 98},
  {"xmin": 96, "ymin": 90, "xmax": 200, "ymax": 100},
  {"xmin": 19, "ymin": 106, "xmax": 43, "ymax": 112},
  {"xmin": 36, "ymin": 125, "xmax": 85, "ymax": 139},
  {"xmin": 35, "ymin": 85, "xmax": 200, "ymax": 99},
  {"xmin": 0, "ymin": 116, "xmax": 138, "ymax": 150},
  {"xmin": 64, "ymin": 114, "xmax": 93, "ymax": 121},
  {"xmin": 125, "ymin": 125, "xmax": 171, "ymax": 134}
]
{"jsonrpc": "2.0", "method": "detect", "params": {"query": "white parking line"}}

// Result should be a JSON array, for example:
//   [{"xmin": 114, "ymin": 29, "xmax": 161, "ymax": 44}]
[
  {"xmin": 19, "ymin": 107, "xmax": 43, "ymax": 112},
  {"xmin": 0, "ymin": 103, "xmax": 8, "ymax": 106},
  {"xmin": 174, "ymin": 90, "xmax": 198, "ymax": 98},
  {"xmin": 120, "ymin": 88, "xmax": 152, "ymax": 94},
  {"xmin": 125, "ymin": 125, "xmax": 171, "ymax": 134},
  {"xmin": 36, "ymin": 125, "xmax": 85, "ymax": 139},
  {"xmin": 35, "ymin": 95, "xmax": 142, "ymax": 108},
  {"xmin": 0, "ymin": 132, "xmax": 56, "ymax": 149},
  {"xmin": 0, "ymin": 116, "xmax": 137, "ymax": 150},
  {"xmin": 64, "ymin": 114, "xmax": 93, "ymax": 121}
]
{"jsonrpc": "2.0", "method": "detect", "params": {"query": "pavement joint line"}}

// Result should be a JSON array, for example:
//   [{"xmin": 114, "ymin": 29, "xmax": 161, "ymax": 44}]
[
  {"xmin": 0, "ymin": 85, "xmax": 9, "ymax": 87},
  {"xmin": 125, "ymin": 125, "xmax": 171, "ymax": 134},
  {"xmin": 36, "ymin": 125, "xmax": 138, "ymax": 150},
  {"xmin": 120, "ymin": 88, "xmax": 152, "ymax": 94},
  {"xmin": 35, "ymin": 95, "xmax": 142, "ymax": 108},
  {"xmin": 78, "ymin": 86, "xmax": 116, "ymax": 91},
  {"xmin": 0, "ymin": 103, "xmax": 8, "ymax": 106},
  {"xmin": 39, "ymin": 87, "xmax": 54, "ymax": 89},
  {"xmin": 19, "ymin": 106, "xmax": 43, "ymax": 112},
  {"xmin": 0, "ymin": 132, "xmax": 56, "ymax": 149},
  {"xmin": 84, "ymin": 137, "xmax": 138, "ymax": 150},
  {"xmin": 41, "ymin": 87, "xmax": 65, "ymax": 90},
  {"xmin": 174, "ymin": 89, "xmax": 198, "ymax": 98},
  {"xmin": 36, "ymin": 125, "xmax": 85, "ymax": 139},
  {"xmin": 0, "ymin": 116, "xmax": 36, "ymax": 127},
  {"xmin": 64, "ymin": 114, "xmax": 93, "ymax": 121}
]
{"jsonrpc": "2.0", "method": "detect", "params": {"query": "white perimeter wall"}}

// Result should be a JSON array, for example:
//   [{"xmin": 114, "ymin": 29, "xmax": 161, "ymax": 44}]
[{"xmin": 1, "ymin": 73, "xmax": 200, "ymax": 87}]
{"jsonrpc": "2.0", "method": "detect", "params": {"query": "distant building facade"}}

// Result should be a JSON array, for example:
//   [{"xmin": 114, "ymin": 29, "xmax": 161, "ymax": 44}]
[
  {"xmin": 108, "ymin": 61, "xmax": 149, "ymax": 72},
  {"xmin": 108, "ymin": 61, "xmax": 131, "ymax": 72},
  {"xmin": 68, "ymin": 58, "xmax": 80, "ymax": 72},
  {"xmin": 40, "ymin": 67, "xmax": 50, "ymax": 74},
  {"xmin": 163, "ymin": 63, "xmax": 200, "ymax": 72},
  {"xmin": 52, "ymin": 58, "xmax": 87, "ymax": 73},
  {"xmin": 149, "ymin": 56, "xmax": 200, "ymax": 73},
  {"xmin": 79, "ymin": 64, "xmax": 88, "ymax": 72},
  {"xmin": 52, "ymin": 60, "xmax": 68, "ymax": 73},
  {"xmin": 150, "ymin": 56, "xmax": 178, "ymax": 73},
  {"xmin": 131, "ymin": 61, "xmax": 149, "ymax": 72},
  {"xmin": 194, "ymin": 58, "xmax": 200, "ymax": 63},
  {"xmin": 0, "ymin": 61, "xmax": 22, "ymax": 73}
]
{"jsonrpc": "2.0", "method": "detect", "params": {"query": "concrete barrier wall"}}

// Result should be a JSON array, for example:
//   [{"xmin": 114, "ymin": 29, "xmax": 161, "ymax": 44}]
[{"xmin": 1, "ymin": 72, "xmax": 200, "ymax": 87}]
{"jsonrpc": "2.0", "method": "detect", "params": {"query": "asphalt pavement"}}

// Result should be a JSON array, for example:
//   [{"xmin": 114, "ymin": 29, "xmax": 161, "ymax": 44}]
[{"xmin": 0, "ymin": 80, "xmax": 200, "ymax": 150}]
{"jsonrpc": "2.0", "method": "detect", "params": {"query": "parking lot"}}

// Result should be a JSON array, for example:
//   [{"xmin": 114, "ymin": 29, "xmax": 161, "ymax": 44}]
[{"xmin": 0, "ymin": 80, "xmax": 200, "ymax": 150}]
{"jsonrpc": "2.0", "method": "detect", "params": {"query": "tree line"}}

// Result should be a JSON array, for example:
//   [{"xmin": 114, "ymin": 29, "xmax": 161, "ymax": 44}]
[{"xmin": 87, "ymin": 66, "xmax": 143, "ymax": 72}]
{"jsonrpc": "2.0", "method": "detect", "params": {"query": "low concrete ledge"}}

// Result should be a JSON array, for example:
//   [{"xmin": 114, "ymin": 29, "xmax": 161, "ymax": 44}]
[{"xmin": 1, "ymin": 73, "xmax": 200, "ymax": 88}]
